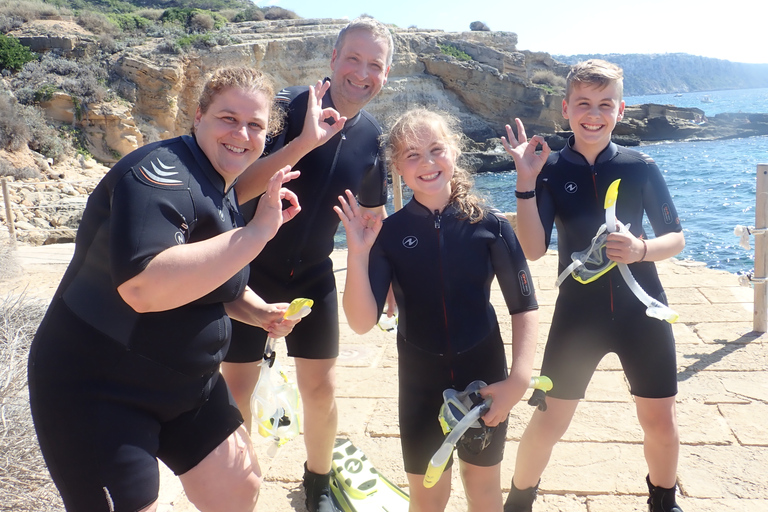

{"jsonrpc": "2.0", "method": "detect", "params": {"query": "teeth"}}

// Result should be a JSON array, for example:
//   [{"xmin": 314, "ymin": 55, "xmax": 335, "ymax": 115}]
[
  {"xmin": 224, "ymin": 144, "xmax": 245, "ymax": 153},
  {"xmin": 420, "ymin": 172, "xmax": 440, "ymax": 181},
  {"xmin": 582, "ymin": 124, "xmax": 602, "ymax": 131}
]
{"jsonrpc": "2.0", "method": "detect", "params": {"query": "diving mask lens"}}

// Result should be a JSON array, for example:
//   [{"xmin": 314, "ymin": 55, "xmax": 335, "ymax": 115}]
[{"xmin": 570, "ymin": 227, "xmax": 616, "ymax": 284}]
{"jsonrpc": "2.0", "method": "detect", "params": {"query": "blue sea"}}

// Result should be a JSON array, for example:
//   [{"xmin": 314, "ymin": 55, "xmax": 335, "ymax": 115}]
[{"xmin": 336, "ymin": 88, "xmax": 768, "ymax": 275}]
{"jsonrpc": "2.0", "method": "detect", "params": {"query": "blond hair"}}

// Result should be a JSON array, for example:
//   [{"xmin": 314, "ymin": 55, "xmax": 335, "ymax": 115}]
[
  {"xmin": 386, "ymin": 109, "xmax": 485, "ymax": 223},
  {"xmin": 565, "ymin": 59, "xmax": 624, "ymax": 101},
  {"xmin": 196, "ymin": 67, "xmax": 284, "ymax": 136},
  {"xmin": 334, "ymin": 16, "xmax": 395, "ymax": 68}
]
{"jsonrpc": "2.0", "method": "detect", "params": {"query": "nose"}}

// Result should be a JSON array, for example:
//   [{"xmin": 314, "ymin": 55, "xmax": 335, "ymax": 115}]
[{"xmin": 232, "ymin": 123, "xmax": 249, "ymax": 140}]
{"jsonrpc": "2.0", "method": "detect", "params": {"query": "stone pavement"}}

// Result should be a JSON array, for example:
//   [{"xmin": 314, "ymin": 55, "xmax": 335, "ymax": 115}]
[{"xmin": 8, "ymin": 244, "xmax": 768, "ymax": 511}]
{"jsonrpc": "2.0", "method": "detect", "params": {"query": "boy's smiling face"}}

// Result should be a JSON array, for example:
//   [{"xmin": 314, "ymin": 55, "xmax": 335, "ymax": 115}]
[{"xmin": 563, "ymin": 81, "xmax": 625, "ymax": 161}]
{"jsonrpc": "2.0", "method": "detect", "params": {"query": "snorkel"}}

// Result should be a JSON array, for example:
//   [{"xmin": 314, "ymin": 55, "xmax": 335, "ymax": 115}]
[
  {"xmin": 251, "ymin": 298, "xmax": 313, "ymax": 456},
  {"xmin": 604, "ymin": 180, "xmax": 679, "ymax": 323},
  {"xmin": 423, "ymin": 376, "xmax": 553, "ymax": 488}
]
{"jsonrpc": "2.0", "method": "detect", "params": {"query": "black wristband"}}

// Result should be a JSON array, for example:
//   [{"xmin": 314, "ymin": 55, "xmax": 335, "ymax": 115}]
[{"xmin": 515, "ymin": 190, "xmax": 536, "ymax": 199}]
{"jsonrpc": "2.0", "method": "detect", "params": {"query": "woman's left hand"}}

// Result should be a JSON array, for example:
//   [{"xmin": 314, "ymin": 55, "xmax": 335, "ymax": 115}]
[
  {"xmin": 479, "ymin": 374, "xmax": 530, "ymax": 427},
  {"xmin": 249, "ymin": 167, "xmax": 301, "ymax": 239}
]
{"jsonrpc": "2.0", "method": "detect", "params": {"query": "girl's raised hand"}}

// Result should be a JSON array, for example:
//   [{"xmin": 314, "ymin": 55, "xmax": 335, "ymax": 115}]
[
  {"xmin": 333, "ymin": 189, "xmax": 382, "ymax": 254},
  {"xmin": 249, "ymin": 166, "xmax": 301, "ymax": 239},
  {"xmin": 501, "ymin": 118, "xmax": 551, "ymax": 188}
]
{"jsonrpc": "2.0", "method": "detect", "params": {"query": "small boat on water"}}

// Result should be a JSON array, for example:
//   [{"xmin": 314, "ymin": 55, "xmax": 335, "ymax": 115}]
[
  {"xmin": 701, "ymin": 95, "xmax": 713, "ymax": 103},
  {"xmin": 674, "ymin": 93, "xmax": 683, "ymax": 97}
]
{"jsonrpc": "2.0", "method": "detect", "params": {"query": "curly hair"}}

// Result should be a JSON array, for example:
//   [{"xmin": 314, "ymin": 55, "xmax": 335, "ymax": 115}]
[
  {"xmin": 195, "ymin": 67, "xmax": 284, "ymax": 137},
  {"xmin": 386, "ymin": 108, "xmax": 486, "ymax": 223}
]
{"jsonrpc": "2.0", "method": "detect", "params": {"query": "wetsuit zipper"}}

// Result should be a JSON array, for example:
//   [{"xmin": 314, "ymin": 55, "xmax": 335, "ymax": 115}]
[
  {"xmin": 288, "ymin": 132, "xmax": 346, "ymax": 277},
  {"xmin": 591, "ymin": 162, "xmax": 616, "ymax": 316},
  {"xmin": 434, "ymin": 209, "xmax": 455, "ymax": 380}
]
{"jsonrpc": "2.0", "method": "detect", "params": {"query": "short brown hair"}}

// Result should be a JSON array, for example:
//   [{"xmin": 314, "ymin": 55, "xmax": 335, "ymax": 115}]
[
  {"xmin": 196, "ymin": 67, "xmax": 284, "ymax": 136},
  {"xmin": 565, "ymin": 59, "xmax": 624, "ymax": 101},
  {"xmin": 334, "ymin": 16, "xmax": 395, "ymax": 68}
]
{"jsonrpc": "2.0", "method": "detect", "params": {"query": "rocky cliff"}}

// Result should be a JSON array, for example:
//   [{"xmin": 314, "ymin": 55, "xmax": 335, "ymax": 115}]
[{"xmin": 10, "ymin": 17, "xmax": 567, "ymax": 165}]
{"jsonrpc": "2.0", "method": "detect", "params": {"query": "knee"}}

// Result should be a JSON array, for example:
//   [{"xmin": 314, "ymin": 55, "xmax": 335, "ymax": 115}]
[
  {"xmin": 639, "ymin": 410, "xmax": 679, "ymax": 442},
  {"xmin": 299, "ymin": 376, "xmax": 336, "ymax": 404},
  {"xmin": 188, "ymin": 473, "xmax": 262, "ymax": 512}
]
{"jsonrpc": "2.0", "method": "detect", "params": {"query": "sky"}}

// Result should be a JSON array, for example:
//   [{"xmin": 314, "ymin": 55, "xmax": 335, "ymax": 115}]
[{"xmin": 256, "ymin": 0, "xmax": 766, "ymax": 65}]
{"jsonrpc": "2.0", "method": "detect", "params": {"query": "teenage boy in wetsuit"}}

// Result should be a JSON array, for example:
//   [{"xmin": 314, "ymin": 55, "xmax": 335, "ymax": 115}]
[
  {"xmin": 501, "ymin": 59, "xmax": 686, "ymax": 512},
  {"xmin": 224, "ymin": 17, "xmax": 393, "ymax": 512}
]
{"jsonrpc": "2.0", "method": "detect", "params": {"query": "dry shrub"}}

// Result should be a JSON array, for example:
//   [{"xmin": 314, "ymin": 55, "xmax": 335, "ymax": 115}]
[
  {"xmin": 531, "ymin": 69, "xmax": 566, "ymax": 89},
  {"xmin": 0, "ymin": 289, "xmax": 63, "ymax": 511}
]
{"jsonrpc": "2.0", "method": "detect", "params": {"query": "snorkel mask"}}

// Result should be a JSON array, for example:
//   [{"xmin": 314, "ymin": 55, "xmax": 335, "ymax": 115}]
[
  {"xmin": 438, "ymin": 380, "xmax": 494, "ymax": 456},
  {"xmin": 250, "ymin": 298, "xmax": 313, "ymax": 456}
]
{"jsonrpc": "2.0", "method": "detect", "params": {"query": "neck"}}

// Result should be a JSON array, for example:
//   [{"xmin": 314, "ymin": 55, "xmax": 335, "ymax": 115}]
[
  {"xmin": 329, "ymin": 86, "xmax": 362, "ymax": 119},
  {"xmin": 414, "ymin": 189, "xmax": 452, "ymax": 213},
  {"xmin": 572, "ymin": 140, "xmax": 607, "ymax": 166}
]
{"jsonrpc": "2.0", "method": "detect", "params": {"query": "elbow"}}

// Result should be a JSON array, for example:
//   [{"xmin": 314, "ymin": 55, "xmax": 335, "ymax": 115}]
[
  {"xmin": 117, "ymin": 283, "xmax": 157, "ymax": 313},
  {"xmin": 522, "ymin": 246, "xmax": 546, "ymax": 261},
  {"xmin": 348, "ymin": 318, "xmax": 375, "ymax": 335}
]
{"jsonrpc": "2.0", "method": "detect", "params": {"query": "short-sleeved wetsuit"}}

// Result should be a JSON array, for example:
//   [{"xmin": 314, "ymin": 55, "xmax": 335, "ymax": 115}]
[
  {"xmin": 367, "ymin": 198, "xmax": 539, "ymax": 473},
  {"xmin": 226, "ymin": 80, "xmax": 387, "ymax": 362},
  {"xmin": 535, "ymin": 137, "xmax": 683, "ymax": 400},
  {"xmin": 28, "ymin": 135, "xmax": 247, "ymax": 512}
]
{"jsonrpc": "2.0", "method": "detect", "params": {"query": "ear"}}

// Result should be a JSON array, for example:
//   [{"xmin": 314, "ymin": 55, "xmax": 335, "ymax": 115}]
[
  {"xmin": 617, "ymin": 100, "xmax": 626, "ymax": 120},
  {"xmin": 330, "ymin": 48, "xmax": 338, "ymax": 71},
  {"xmin": 562, "ymin": 98, "xmax": 569, "ymax": 119},
  {"xmin": 382, "ymin": 66, "xmax": 391, "ymax": 86},
  {"xmin": 194, "ymin": 106, "xmax": 203, "ymax": 127}
]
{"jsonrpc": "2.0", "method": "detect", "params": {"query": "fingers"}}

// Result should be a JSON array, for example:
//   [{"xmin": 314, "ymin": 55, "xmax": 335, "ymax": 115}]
[
  {"xmin": 281, "ymin": 189, "xmax": 301, "ymax": 222},
  {"xmin": 515, "ymin": 117, "xmax": 527, "ymax": 142}
]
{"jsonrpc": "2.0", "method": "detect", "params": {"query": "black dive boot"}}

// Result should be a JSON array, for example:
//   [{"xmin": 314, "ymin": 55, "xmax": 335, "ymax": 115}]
[
  {"xmin": 646, "ymin": 475, "xmax": 684, "ymax": 512},
  {"xmin": 503, "ymin": 479, "xmax": 539, "ymax": 512},
  {"xmin": 302, "ymin": 463, "xmax": 340, "ymax": 512}
]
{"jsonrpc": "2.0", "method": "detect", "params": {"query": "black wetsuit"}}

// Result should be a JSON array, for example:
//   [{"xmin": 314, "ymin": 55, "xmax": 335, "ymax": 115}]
[
  {"xmin": 226, "ymin": 81, "xmax": 387, "ymax": 361},
  {"xmin": 536, "ymin": 137, "xmax": 683, "ymax": 400},
  {"xmin": 368, "ymin": 199, "xmax": 538, "ymax": 473},
  {"xmin": 28, "ymin": 135, "xmax": 247, "ymax": 512}
]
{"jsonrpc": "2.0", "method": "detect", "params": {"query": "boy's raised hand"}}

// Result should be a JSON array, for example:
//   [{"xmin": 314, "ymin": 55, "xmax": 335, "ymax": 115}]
[
  {"xmin": 334, "ymin": 189, "xmax": 382, "ymax": 255},
  {"xmin": 502, "ymin": 118, "xmax": 551, "ymax": 189}
]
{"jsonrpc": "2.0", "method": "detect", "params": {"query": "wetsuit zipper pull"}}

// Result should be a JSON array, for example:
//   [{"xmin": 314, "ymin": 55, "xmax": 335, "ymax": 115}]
[{"xmin": 434, "ymin": 210, "xmax": 441, "ymax": 229}]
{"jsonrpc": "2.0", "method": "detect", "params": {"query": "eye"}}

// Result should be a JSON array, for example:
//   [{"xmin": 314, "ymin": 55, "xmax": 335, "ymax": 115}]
[{"xmin": 248, "ymin": 121, "xmax": 265, "ymax": 130}]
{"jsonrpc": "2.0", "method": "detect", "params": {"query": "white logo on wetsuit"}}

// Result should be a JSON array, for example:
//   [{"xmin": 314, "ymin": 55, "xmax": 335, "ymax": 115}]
[
  {"xmin": 175, "ymin": 231, "xmax": 185, "ymax": 245},
  {"xmin": 565, "ymin": 182, "xmax": 578, "ymax": 193},
  {"xmin": 402, "ymin": 236, "xmax": 418, "ymax": 249},
  {"xmin": 218, "ymin": 208, "xmax": 225, "ymax": 222},
  {"xmin": 139, "ymin": 158, "xmax": 183, "ymax": 185}
]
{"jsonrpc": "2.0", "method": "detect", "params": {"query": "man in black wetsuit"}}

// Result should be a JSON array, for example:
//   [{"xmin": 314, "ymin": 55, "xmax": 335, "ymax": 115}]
[{"xmin": 224, "ymin": 16, "xmax": 393, "ymax": 512}]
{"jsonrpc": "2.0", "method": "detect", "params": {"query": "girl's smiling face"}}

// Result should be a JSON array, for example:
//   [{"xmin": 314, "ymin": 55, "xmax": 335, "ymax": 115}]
[{"xmin": 395, "ymin": 122, "xmax": 456, "ymax": 210}]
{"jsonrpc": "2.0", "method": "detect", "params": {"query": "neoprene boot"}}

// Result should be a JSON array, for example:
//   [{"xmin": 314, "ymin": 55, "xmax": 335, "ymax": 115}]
[
  {"xmin": 302, "ymin": 463, "xmax": 340, "ymax": 512},
  {"xmin": 503, "ymin": 479, "xmax": 539, "ymax": 512},
  {"xmin": 646, "ymin": 475, "xmax": 684, "ymax": 512}
]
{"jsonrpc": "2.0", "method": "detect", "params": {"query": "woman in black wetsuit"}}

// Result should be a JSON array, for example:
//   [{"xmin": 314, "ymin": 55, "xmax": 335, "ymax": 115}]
[
  {"xmin": 335, "ymin": 109, "xmax": 539, "ymax": 512},
  {"xmin": 28, "ymin": 67, "xmax": 301, "ymax": 512}
]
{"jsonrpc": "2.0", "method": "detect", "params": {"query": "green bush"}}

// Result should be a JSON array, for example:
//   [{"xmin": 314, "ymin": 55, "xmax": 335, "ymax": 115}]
[
  {"xmin": 438, "ymin": 43, "xmax": 472, "ymax": 62},
  {"xmin": 108, "ymin": 12, "xmax": 151, "ymax": 32},
  {"xmin": 0, "ymin": 35, "xmax": 37, "ymax": 73},
  {"xmin": 160, "ymin": 7, "xmax": 226, "ymax": 33}
]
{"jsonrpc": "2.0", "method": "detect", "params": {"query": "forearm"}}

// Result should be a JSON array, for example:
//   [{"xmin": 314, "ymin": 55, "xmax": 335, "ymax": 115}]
[
  {"xmin": 643, "ymin": 231, "xmax": 685, "ymax": 262},
  {"xmin": 342, "ymin": 253, "xmax": 379, "ymax": 334},
  {"xmin": 118, "ymin": 225, "xmax": 273, "ymax": 313},
  {"xmin": 224, "ymin": 287, "xmax": 268, "ymax": 326},
  {"xmin": 236, "ymin": 137, "xmax": 315, "ymax": 202},
  {"xmin": 508, "ymin": 309, "xmax": 539, "ymax": 385},
  {"xmin": 514, "ymin": 198, "xmax": 547, "ymax": 260}
]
